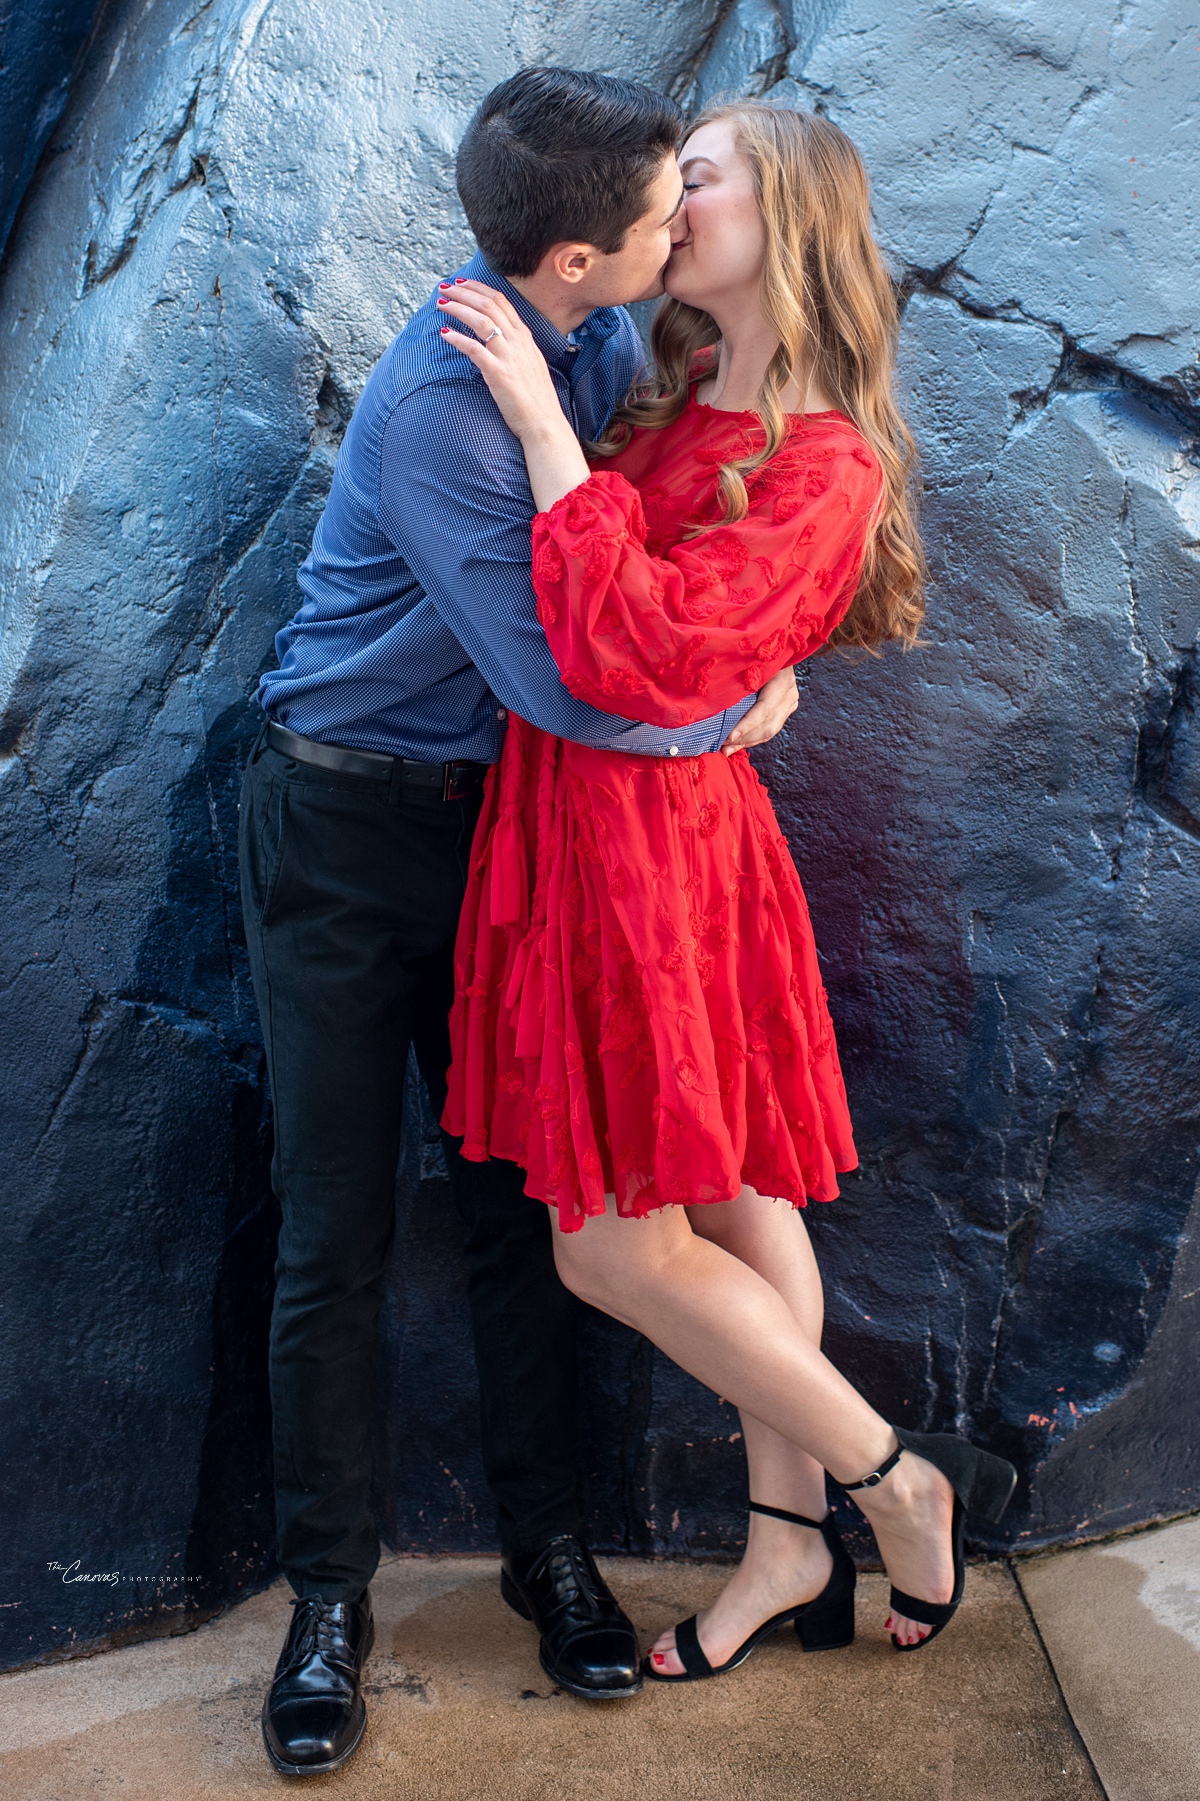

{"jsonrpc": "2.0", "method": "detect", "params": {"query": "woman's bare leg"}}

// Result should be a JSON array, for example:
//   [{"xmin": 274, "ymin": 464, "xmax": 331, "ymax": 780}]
[
  {"xmin": 552, "ymin": 1194, "xmax": 953, "ymax": 1650},
  {"xmin": 646, "ymin": 1189, "xmax": 836, "ymax": 1672}
]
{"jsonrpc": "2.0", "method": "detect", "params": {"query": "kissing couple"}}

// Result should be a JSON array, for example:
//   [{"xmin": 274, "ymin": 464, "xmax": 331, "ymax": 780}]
[{"xmin": 240, "ymin": 65, "xmax": 1017, "ymax": 1777}]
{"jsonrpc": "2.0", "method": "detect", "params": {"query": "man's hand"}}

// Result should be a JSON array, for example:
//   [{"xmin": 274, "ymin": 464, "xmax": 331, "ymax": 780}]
[{"xmin": 721, "ymin": 666, "xmax": 800, "ymax": 754}]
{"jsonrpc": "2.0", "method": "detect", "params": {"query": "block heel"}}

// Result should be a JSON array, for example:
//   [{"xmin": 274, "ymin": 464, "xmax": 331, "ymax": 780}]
[
  {"xmin": 644, "ymin": 1501, "xmax": 856, "ymax": 1683},
  {"xmin": 794, "ymin": 1590, "xmax": 855, "ymax": 1652},
  {"xmin": 893, "ymin": 1428, "xmax": 1017, "ymax": 1524},
  {"xmin": 789, "ymin": 1506, "xmax": 856, "ymax": 1652}
]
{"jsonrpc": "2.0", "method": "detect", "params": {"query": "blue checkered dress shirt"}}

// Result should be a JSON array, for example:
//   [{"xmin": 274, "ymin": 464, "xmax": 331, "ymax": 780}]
[{"xmin": 258, "ymin": 251, "xmax": 754, "ymax": 764}]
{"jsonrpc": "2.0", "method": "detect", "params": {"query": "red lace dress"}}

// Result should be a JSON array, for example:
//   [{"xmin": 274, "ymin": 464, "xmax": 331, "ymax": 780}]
[{"xmin": 441, "ymin": 378, "xmax": 883, "ymax": 1232}]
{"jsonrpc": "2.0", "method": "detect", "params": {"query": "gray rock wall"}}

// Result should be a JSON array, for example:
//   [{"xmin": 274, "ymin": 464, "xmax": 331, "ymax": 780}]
[
  {"xmin": 1, "ymin": 0, "xmax": 1196, "ymax": 1669},
  {"xmin": 0, "ymin": 0, "xmax": 105, "ymax": 257},
  {"xmin": 742, "ymin": 0, "xmax": 1200, "ymax": 1547},
  {"xmin": 0, "ymin": 0, "xmax": 730, "ymax": 1671}
]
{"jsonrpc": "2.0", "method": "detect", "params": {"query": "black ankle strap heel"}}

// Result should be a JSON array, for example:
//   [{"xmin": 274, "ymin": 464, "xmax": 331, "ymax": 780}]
[
  {"xmin": 645, "ymin": 1502, "xmax": 856, "ymax": 1683},
  {"xmin": 841, "ymin": 1428, "xmax": 1018, "ymax": 1653},
  {"xmin": 841, "ymin": 1445, "xmax": 903, "ymax": 1492},
  {"xmin": 748, "ymin": 1503, "xmax": 859, "ymax": 1654},
  {"xmin": 746, "ymin": 1501, "xmax": 828, "ymax": 1525}
]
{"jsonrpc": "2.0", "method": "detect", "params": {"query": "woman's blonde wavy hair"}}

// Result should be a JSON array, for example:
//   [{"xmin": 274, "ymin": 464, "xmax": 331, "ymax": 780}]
[{"xmin": 591, "ymin": 102, "xmax": 926, "ymax": 652}]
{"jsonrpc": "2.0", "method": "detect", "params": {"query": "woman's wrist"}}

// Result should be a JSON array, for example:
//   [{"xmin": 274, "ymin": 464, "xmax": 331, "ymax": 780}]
[
  {"xmin": 519, "ymin": 414, "xmax": 579, "ymax": 456},
  {"xmin": 523, "ymin": 424, "xmax": 592, "ymax": 515}
]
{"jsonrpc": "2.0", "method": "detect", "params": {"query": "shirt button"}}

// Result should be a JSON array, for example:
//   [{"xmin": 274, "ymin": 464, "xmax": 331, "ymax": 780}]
[
  {"xmin": 496, "ymin": 708, "xmax": 507, "ymax": 720},
  {"xmin": 669, "ymin": 745, "xmax": 679, "ymax": 756}
]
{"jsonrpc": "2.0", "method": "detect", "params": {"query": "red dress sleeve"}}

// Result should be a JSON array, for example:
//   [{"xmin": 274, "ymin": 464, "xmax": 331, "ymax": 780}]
[{"xmin": 529, "ymin": 430, "xmax": 883, "ymax": 729}]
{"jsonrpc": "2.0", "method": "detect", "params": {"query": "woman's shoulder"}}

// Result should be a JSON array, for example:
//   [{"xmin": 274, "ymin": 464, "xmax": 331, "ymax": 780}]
[
  {"xmin": 761, "ymin": 411, "xmax": 882, "ymax": 491},
  {"xmin": 783, "ymin": 406, "xmax": 876, "ymax": 456}
]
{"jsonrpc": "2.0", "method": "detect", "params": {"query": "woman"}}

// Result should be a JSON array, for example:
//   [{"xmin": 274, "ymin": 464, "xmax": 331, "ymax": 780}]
[{"xmin": 437, "ymin": 102, "xmax": 1015, "ymax": 1678}]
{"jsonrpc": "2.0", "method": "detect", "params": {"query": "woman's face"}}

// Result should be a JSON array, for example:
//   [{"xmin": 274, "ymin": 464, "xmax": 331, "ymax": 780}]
[{"xmin": 664, "ymin": 118, "xmax": 767, "ymax": 316}]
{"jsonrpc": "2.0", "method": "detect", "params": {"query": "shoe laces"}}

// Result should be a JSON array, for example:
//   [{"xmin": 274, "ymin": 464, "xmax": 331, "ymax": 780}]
[
  {"xmin": 284, "ymin": 1596, "xmax": 356, "ymax": 1672},
  {"xmin": 534, "ymin": 1536, "xmax": 606, "ymax": 1620}
]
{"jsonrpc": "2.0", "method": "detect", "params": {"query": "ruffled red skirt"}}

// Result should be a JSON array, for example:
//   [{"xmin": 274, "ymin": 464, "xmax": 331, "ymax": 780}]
[{"xmin": 441, "ymin": 715, "xmax": 857, "ymax": 1233}]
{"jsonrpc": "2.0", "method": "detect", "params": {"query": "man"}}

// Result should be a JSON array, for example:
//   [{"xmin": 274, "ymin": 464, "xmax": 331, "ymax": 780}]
[{"xmin": 240, "ymin": 66, "xmax": 798, "ymax": 1777}]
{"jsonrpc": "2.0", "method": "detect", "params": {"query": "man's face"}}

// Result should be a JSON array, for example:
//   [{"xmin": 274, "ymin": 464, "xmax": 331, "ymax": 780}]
[{"xmin": 577, "ymin": 153, "xmax": 686, "ymax": 309}]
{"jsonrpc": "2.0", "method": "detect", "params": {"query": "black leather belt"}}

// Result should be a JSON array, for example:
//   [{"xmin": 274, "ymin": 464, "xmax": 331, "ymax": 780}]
[{"xmin": 266, "ymin": 720, "xmax": 488, "ymax": 800}]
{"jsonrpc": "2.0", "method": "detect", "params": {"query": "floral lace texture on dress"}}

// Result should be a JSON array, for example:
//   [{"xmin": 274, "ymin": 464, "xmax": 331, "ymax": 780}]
[
  {"xmin": 442, "ymin": 396, "xmax": 878, "ymax": 1231},
  {"xmin": 530, "ymin": 410, "xmax": 881, "ymax": 727}
]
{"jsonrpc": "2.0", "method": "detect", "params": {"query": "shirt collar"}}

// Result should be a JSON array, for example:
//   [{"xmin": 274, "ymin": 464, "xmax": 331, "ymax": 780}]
[{"xmin": 457, "ymin": 250, "xmax": 622, "ymax": 376}]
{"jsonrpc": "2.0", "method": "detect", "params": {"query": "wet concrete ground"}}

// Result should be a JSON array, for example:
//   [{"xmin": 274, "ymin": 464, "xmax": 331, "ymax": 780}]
[
  {"xmin": 1016, "ymin": 1514, "xmax": 1200, "ymax": 1801},
  {"xmin": 1, "ymin": 1518, "xmax": 1195, "ymax": 1799}
]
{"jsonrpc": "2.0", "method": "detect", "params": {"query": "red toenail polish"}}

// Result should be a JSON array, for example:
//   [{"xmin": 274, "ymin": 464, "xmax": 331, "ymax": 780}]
[{"xmin": 652, "ymin": 1654, "xmax": 664, "ymax": 1665}]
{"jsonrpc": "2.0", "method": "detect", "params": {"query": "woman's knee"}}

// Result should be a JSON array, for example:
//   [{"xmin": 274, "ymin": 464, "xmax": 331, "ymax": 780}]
[
  {"xmin": 551, "ymin": 1207, "xmax": 688, "ymax": 1316},
  {"xmin": 551, "ymin": 1230, "xmax": 598, "ymax": 1302},
  {"xmin": 686, "ymin": 1189, "xmax": 822, "ymax": 1325},
  {"xmin": 552, "ymin": 1228, "xmax": 630, "ymax": 1311}
]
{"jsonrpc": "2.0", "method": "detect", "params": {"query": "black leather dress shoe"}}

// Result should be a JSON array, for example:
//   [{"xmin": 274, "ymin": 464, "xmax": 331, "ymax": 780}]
[
  {"xmin": 501, "ymin": 1535, "xmax": 641, "ymax": 1699},
  {"xmin": 261, "ymin": 1590, "xmax": 375, "ymax": 1776}
]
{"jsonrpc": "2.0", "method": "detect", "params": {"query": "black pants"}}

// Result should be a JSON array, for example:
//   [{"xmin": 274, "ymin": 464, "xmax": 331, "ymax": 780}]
[{"xmin": 238, "ymin": 725, "xmax": 583, "ymax": 1600}]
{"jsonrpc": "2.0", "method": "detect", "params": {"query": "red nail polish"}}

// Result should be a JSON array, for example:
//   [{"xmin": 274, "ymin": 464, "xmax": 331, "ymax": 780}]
[
  {"xmin": 439, "ymin": 280, "xmax": 452, "ymax": 288},
  {"xmin": 437, "ymin": 297, "xmax": 448, "ymax": 305},
  {"xmin": 652, "ymin": 1654, "xmax": 664, "ymax": 1665},
  {"xmin": 454, "ymin": 277, "xmax": 466, "ymax": 284},
  {"xmin": 440, "ymin": 326, "xmax": 450, "ymax": 335}
]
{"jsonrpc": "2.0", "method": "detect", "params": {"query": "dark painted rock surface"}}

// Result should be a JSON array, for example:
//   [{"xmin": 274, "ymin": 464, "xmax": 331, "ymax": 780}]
[
  {"xmin": 0, "ymin": 0, "xmax": 104, "ymax": 257},
  {"xmin": 1, "ymin": 0, "xmax": 1197, "ymax": 1670}
]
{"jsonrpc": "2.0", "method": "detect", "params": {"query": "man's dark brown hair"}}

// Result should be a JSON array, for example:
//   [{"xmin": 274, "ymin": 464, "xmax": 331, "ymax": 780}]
[{"xmin": 456, "ymin": 67, "xmax": 682, "ymax": 278}]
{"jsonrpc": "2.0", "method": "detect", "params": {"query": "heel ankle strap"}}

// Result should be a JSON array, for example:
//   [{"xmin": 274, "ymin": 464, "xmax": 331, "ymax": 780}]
[
  {"xmin": 748, "ymin": 1500, "xmax": 827, "ymax": 1529},
  {"xmin": 842, "ymin": 1444, "xmax": 903, "ymax": 1491}
]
